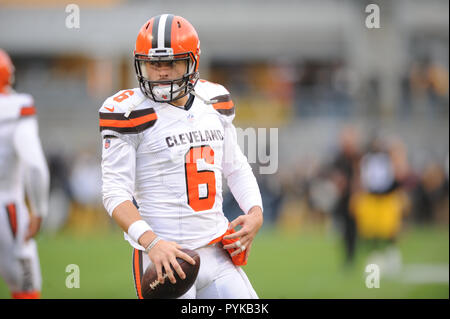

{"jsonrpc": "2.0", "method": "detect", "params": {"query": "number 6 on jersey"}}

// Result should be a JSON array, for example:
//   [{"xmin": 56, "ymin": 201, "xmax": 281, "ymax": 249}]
[{"xmin": 184, "ymin": 145, "xmax": 216, "ymax": 212}]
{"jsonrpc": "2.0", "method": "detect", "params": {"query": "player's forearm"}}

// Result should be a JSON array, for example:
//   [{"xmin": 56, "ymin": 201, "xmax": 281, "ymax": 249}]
[
  {"xmin": 227, "ymin": 166, "xmax": 263, "ymax": 214},
  {"xmin": 222, "ymin": 122, "xmax": 263, "ymax": 214},
  {"xmin": 111, "ymin": 200, "xmax": 157, "ymax": 247},
  {"xmin": 24, "ymin": 164, "xmax": 50, "ymax": 218},
  {"xmin": 13, "ymin": 117, "xmax": 50, "ymax": 217}
]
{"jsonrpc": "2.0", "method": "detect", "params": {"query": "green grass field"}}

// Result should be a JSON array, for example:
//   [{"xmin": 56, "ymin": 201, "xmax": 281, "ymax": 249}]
[{"xmin": 0, "ymin": 223, "xmax": 448, "ymax": 299}]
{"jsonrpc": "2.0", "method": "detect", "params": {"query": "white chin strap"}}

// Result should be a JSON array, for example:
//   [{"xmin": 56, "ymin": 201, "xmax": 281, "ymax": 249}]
[{"xmin": 151, "ymin": 83, "xmax": 180, "ymax": 102}]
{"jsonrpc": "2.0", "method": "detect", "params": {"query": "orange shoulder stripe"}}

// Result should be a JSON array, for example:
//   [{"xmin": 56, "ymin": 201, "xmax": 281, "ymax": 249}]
[
  {"xmin": 99, "ymin": 112, "xmax": 157, "ymax": 128},
  {"xmin": 213, "ymin": 100, "xmax": 234, "ymax": 110},
  {"xmin": 20, "ymin": 105, "xmax": 36, "ymax": 116}
]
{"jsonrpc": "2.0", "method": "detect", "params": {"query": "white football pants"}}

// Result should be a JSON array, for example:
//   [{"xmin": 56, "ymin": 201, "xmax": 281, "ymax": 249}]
[{"xmin": 0, "ymin": 201, "xmax": 42, "ymax": 296}]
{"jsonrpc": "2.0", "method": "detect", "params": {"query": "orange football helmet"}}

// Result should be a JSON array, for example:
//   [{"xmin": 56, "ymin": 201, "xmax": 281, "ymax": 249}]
[
  {"xmin": 0, "ymin": 49, "xmax": 14, "ymax": 94},
  {"xmin": 134, "ymin": 14, "xmax": 201, "ymax": 103}
]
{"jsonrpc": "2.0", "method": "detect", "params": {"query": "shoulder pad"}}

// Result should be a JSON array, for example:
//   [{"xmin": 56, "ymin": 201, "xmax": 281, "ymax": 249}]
[
  {"xmin": 99, "ymin": 88, "xmax": 144, "ymax": 114},
  {"xmin": 196, "ymin": 80, "xmax": 235, "ymax": 116},
  {"xmin": 99, "ymin": 88, "xmax": 157, "ymax": 134},
  {"xmin": 0, "ymin": 93, "xmax": 36, "ymax": 121},
  {"xmin": 210, "ymin": 93, "xmax": 234, "ymax": 116}
]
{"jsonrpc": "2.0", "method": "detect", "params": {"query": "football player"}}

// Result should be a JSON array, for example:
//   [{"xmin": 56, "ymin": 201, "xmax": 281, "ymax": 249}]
[
  {"xmin": 0, "ymin": 49, "xmax": 50, "ymax": 299},
  {"xmin": 100, "ymin": 14, "xmax": 264, "ymax": 298}
]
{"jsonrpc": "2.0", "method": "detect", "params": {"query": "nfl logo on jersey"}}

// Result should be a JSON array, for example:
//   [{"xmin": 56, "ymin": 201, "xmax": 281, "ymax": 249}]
[
  {"xmin": 104, "ymin": 138, "xmax": 111, "ymax": 149},
  {"xmin": 187, "ymin": 113, "xmax": 194, "ymax": 123}
]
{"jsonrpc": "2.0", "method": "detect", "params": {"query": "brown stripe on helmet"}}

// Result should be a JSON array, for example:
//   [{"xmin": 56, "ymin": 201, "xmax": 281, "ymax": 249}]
[
  {"xmin": 164, "ymin": 14, "xmax": 174, "ymax": 48},
  {"xmin": 151, "ymin": 15, "xmax": 160, "ymax": 49}
]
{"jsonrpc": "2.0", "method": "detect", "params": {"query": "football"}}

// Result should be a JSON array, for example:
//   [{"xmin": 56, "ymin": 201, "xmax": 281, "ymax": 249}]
[{"xmin": 141, "ymin": 248, "xmax": 200, "ymax": 299}]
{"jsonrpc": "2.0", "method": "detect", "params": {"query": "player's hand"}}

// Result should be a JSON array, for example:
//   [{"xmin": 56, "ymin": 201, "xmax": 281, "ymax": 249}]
[
  {"xmin": 25, "ymin": 215, "xmax": 42, "ymax": 242},
  {"xmin": 145, "ymin": 238, "xmax": 196, "ymax": 285},
  {"xmin": 223, "ymin": 206, "xmax": 263, "ymax": 260}
]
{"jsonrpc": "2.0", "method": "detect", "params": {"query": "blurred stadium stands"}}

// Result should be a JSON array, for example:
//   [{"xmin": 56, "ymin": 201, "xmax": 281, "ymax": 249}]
[{"xmin": 0, "ymin": 0, "xmax": 448, "ymax": 235}]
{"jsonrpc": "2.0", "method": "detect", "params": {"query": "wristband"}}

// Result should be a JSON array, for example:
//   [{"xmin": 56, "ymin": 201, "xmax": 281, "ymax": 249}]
[
  {"xmin": 127, "ymin": 220, "xmax": 152, "ymax": 244},
  {"xmin": 144, "ymin": 236, "xmax": 162, "ymax": 254}
]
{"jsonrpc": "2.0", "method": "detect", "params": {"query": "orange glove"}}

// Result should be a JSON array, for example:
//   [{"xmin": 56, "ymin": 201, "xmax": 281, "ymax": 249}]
[{"xmin": 208, "ymin": 227, "xmax": 247, "ymax": 266}]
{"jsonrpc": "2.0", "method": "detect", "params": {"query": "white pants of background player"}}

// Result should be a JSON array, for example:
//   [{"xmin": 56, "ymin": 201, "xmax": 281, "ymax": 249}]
[
  {"xmin": 0, "ymin": 201, "xmax": 42, "ymax": 297},
  {"xmin": 132, "ymin": 242, "xmax": 258, "ymax": 299}
]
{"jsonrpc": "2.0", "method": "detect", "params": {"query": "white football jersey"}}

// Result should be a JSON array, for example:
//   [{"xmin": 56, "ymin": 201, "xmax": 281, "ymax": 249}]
[
  {"xmin": 0, "ymin": 92, "xmax": 49, "ymax": 217},
  {"xmin": 100, "ymin": 80, "xmax": 262, "ymax": 250}
]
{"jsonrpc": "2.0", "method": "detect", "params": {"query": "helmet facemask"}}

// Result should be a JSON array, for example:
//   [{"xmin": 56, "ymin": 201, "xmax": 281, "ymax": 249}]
[{"xmin": 135, "ymin": 50, "xmax": 199, "ymax": 103}]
